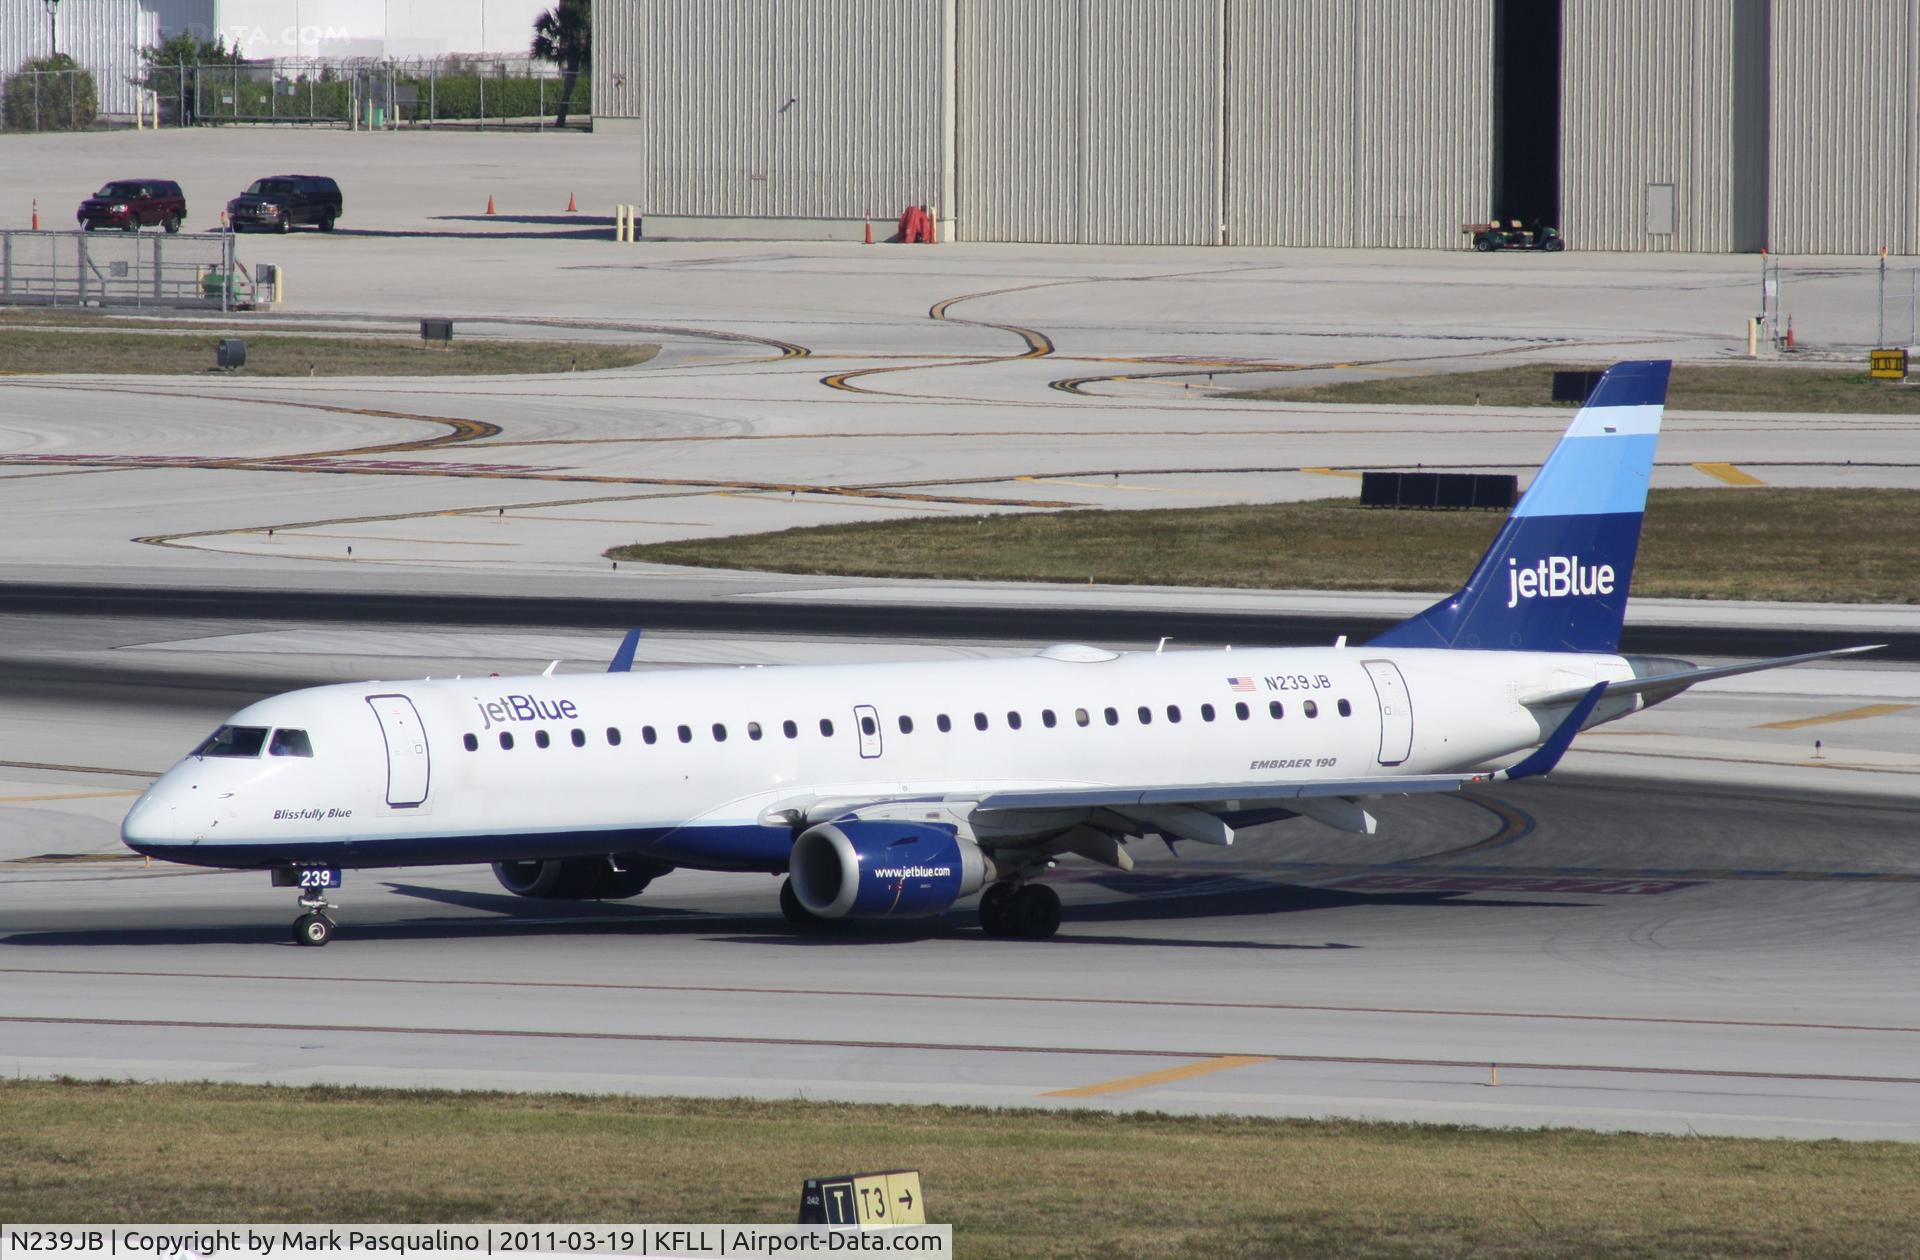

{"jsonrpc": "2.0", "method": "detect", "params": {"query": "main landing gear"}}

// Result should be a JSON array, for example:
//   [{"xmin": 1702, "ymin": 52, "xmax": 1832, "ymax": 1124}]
[
  {"xmin": 978, "ymin": 881, "xmax": 1061, "ymax": 940},
  {"xmin": 291, "ymin": 889, "xmax": 336, "ymax": 946}
]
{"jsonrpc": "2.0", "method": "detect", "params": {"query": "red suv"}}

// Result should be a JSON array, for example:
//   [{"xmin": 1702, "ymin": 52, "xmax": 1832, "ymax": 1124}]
[{"xmin": 77, "ymin": 180, "xmax": 187, "ymax": 233}]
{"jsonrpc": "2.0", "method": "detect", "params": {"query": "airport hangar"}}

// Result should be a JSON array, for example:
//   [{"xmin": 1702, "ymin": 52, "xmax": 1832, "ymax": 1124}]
[{"xmin": 591, "ymin": 0, "xmax": 1920, "ymax": 255}]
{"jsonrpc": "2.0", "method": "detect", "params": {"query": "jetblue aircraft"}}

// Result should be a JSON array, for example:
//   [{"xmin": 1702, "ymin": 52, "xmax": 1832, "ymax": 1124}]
[{"xmin": 122, "ymin": 360, "xmax": 1867, "ymax": 944}]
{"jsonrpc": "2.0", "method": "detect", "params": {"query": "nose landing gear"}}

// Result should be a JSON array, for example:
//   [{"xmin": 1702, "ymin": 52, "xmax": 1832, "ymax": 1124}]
[{"xmin": 291, "ymin": 889, "xmax": 336, "ymax": 946}]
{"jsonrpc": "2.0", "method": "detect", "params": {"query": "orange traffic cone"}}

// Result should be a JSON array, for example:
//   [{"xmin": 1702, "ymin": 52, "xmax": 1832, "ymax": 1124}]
[
  {"xmin": 485, "ymin": 195, "xmax": 496, "ymax": 215},
  {"xmin": 864, "ymin": 221, "xmax": 872, "ymax": 245},
  {"xmin": 31, "ymin": 198, "xmax": 39, "ymax": 230},
  {"xmin": 566, "ymin": 192, "xmax": 577, "ymax": 213}
]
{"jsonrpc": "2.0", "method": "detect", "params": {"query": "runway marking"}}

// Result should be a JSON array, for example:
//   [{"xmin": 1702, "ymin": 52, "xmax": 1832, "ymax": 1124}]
[
  {"xmin": 4, "ymin": 968, "xmax": 1916, "ymax": 1035},
  {"xmin": 1044, "ymin": 1055, "xmax": 1273, "ymax": 1097},
  {"xmin": 0, "ymin": 760, "xmax": 159, "ymax": 779},
  {"xmin": 2, "ymin": 1014, "xmax": 1915, "ymax": 1087},
  {"xmin": 0, "ymin": 789, "xmax": 142, "ymax": 803},
  {"xmin": 1693, "ymin": 461, "xmax": 1767, "ymax": 486},
  {"xmin": 1300, "ymin": 466, "xmax": 1365, "ymax": 479},
  {"xmin": 1756, "ymin": 703, "xmax": 1916, "ymax": 731}
]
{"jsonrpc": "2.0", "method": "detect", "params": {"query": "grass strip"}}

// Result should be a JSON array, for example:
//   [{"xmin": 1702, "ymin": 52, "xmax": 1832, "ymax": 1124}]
[
  {"xmin": 3, "ymin": 1079, "xmax": 1916, "ymax": 1258},
  {"xmin": 609, "ymin": 488, "xmax": 1920, "ymax": 604},
  {"xmin": 0, "ymin": 329, "xmax": 658, "ymax": 376},
  {"xmin": 1220, "ymin": 362, "xmax": 1920, "ymax": 413}
]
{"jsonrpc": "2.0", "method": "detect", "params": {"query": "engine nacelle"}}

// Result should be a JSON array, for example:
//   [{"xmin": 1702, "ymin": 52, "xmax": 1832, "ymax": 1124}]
[
  {"xmin": 789, "ymin": 820, "xmax": 989, "ymax": 920},
  {"xmin": 492, "ymin": 854, "xmax": 672, "ymax": 900}
]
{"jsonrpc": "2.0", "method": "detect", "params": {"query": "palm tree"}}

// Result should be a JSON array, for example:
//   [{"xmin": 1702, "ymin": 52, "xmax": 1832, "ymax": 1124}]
[{"xmin": 530, "ymin": 0, "xmax": 590, "ymax": 128}]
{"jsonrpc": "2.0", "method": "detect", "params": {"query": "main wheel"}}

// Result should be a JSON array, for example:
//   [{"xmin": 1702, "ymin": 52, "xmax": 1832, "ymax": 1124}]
[
  {"xmin": 779, "ymin": 877, "xmax": 826, "ymax": 930},
  {"xmin": 318, "ymin": 213, "xmax": 336, "ymax": 233},
  {"xmin": 292, "ymin": 913, "xmax": 334, "ymax": 946},
  {"xmin": 122, "ymin": 218, "xmax": 140, "ymax": 233},
  {"xmin": 164, "ymin": 215, "xmax": 182, "ymax": 234},
  {"xmin": 1011, "ymin": 885, "xmax": 1061, "ymax": 940},
  {"xmin": 978, "ymin": 882, "xmax": 1017, "ymax": 936},
  {"xmin": 277, "ymin": 217, "xmax": 291, "ymax": 234},
  {"xmin": 1544, "ymin": 237, "xmax": 1565, "ymax": 252},
  {"xmin": 1473, "ymin": 236, "xmax": 1495, "ymax": 252}
]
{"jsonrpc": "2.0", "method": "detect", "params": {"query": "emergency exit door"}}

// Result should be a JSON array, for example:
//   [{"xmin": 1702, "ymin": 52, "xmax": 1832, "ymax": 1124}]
[
  {"xmin": 1361, "ymin": 661, "xmax": 1414, "ymax": 766},
  {"xmin": 366, "ymin": 693, "xmax": 431, "ymax": 807}
]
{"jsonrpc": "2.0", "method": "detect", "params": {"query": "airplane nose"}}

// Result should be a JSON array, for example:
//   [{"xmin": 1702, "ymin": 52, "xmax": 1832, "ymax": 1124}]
[{"xmin": 121, "ymin": 784, "xmax": 193, "ymax": 853}]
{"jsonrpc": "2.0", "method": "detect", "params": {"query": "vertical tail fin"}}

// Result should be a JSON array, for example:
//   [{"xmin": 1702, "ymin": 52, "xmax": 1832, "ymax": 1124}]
[{"xmin": 1368, "ymin": 359, "xmax": 1670, "ymax": 654}]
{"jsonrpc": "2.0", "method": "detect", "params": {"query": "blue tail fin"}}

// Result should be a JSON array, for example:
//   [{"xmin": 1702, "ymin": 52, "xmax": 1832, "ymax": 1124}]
[{"xmin": 1368, "ymin": 359, "xmax": 1670, "ymax": 654}]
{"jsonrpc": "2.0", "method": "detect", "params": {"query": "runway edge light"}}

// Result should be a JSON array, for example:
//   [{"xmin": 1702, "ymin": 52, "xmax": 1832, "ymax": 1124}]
[{"xmin": 798, "ymin": 1169, "xmax": 926, "ymax": 1226}]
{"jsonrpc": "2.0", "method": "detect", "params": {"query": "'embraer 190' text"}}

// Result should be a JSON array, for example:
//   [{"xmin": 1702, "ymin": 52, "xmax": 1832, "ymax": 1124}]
[
  {"xmin": 1506, "ymin": 556, "xmax": 1615, "ymax": 608},
  {"xmin": 476, "ymin": 694, "xmax": 579, "ymax": 730}
]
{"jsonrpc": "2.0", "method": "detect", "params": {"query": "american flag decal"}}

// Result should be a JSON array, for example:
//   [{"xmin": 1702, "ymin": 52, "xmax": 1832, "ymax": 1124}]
[{"xmin": 1227, "ymin": 676, "xmax": 1256, "ymax": 692}]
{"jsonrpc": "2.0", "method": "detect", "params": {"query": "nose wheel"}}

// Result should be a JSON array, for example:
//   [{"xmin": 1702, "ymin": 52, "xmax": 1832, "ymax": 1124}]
[{"xmin": 291, "ymin": 891, "xmax": 337, "ymax": 946}]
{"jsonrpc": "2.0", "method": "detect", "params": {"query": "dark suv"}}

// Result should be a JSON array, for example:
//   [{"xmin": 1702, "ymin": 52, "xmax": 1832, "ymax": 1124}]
[
  {"xmin": 227, "ymin": 175, "xmax": 343, "ymax": 233},
  {"xmin": 77, "ymin": 180, "xmax": 187, "ymax": 233}
]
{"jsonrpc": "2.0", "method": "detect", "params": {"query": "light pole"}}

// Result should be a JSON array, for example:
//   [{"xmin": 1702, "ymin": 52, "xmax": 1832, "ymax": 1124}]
[{"xmin": 43, "ymin": 0, "xmax": 60, "ymax": 55}]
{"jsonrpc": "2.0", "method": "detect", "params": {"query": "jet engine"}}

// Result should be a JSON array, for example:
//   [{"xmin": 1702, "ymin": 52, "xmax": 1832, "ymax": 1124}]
[
  {"xmin": 788, "ymin": 819, "xmax": 991, "ymax": 920},
  {"xmin": 491, "ymin": 854, "xmax": 672, "ymax": 900}
]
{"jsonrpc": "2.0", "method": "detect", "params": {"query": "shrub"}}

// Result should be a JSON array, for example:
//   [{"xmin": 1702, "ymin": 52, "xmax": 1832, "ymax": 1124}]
[{"xmin": 2, "ymin": 54, "xmax": 98, "ymax": 131}]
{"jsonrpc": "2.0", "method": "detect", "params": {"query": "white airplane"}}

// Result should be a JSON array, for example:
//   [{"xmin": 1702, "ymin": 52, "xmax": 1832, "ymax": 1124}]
[{"xmin": 122, "ymin": 359, "xmax": 1870, "ymax": 945}]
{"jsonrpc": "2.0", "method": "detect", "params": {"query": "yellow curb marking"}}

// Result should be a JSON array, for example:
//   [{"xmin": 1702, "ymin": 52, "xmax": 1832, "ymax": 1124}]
[
  {"xmin": 1757, "ymin": 703, "xmax": 1916, "ymax": 731},
  {"xmin": 1301, "ymin": 466, "xmax": 1366, "ymax": 479},
  {"xmin": 1044, "ymin": 1055, "xmax": 1273, "ymax": 1098},
  {"xmin": 1694, "ymin": 461, "xmax": 1767, "ymax": 486}
]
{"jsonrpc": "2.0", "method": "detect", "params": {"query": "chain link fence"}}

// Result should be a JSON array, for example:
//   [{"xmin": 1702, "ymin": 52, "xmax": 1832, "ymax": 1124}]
[
  {"xmin": 3, "ymin": 57, "xmax": 588, "ymax": 132},
  {"xmin": 0, "ymin": 229, "xmax": 263, "ymax": 311}
]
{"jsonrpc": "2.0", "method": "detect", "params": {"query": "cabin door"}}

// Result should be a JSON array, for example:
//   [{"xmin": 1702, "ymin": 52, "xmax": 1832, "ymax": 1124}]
[
  {"xmin": 852, "ymin": 704, "xmax": 884, "ymax": 759},
  {"xmin": 1361, "ymin": 661, "xmax": 1414, "ymax": 766},
  {"xmin": 366, "ymin": 693, "xmax": 431, "ymax": 807}
]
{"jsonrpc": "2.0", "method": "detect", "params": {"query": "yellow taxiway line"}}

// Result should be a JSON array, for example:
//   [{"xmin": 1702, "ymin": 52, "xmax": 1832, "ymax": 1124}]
[
  {"xmin": 1694, "ymin": 461, "xmax": 1767, "ymax": 486},
  {"xmin": 1043, "ymin": 1054, "xmax": 1273, "ymax": 1098},
  {"xmin": 1756, "ymin": 703, "xmax": 1915, "ymax": 731}
]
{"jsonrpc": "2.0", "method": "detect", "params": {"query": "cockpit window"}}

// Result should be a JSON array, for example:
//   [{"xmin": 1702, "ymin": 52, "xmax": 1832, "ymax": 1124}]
[
  {"xmin": 192, "ymin": 725, "xmax": 269, "ymax": 758},
  {"xmin": 268, "ymin": 728, "xmax": 314, "ymax": 757}
]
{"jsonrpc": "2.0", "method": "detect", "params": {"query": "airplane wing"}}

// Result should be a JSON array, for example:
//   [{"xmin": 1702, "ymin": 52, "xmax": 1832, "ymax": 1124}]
[{"xmin": 1521, "ymin": 645, "xmax": 1880, "ymax": 709}]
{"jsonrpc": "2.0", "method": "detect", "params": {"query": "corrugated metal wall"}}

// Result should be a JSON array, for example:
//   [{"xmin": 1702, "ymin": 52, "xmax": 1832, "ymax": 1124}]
[
  {"xmin": 956, "ymin": 0, "xmax": 1220, "ymax": 245},
  {"xmin": 591, "ymin": 0, "xmax": 944, "ymax": 221},
  {"xmin": 1226, "ymin": 0, "xmax": 1493, "ymax": 248},
  {"xmin": 1560, "ymin": 0, "xmax": 1740, "ymax": 252},
  {"xmin": 1770, "ymin": 0, "xmax": 1920, "ymax": 254},
  {"xmin": 2, "ymin": 0, "xmax": 151, "ymax": 116}
]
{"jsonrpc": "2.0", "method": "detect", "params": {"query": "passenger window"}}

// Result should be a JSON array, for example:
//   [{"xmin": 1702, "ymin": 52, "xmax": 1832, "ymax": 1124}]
[
  {"xmin": 819, "ymin": 718, "xmax": 835, "ymax": 737},
  {"xmin": 1338, "ymin": 698, "xmax": 1352, "ymax": 717},
  {"xmin": 642, "ymin": 726, "xmax": 657, "ymax": 745},
  {"xmin": 607, "ymin": 727, "xmax": 622, "ymax": 746},
  {"xmin": 899, "ymin": 715, "xmax": 914, "ymax": 734},
  {"xmin": 499, "ymin": 732, "xmax": 514, "ymax": 750},
  {"xmin": 783, "ymin": 720, "xmax": 798, "ymax": 739},
  {"xmin": 1103, "ymin": 707, "xmax": 1119, "ymax": 726},
  {"xmin": 571, "ymin": 728, "xmax": 586, "ymax": 747},
  {"xmin": 860, "ymin": 715, "xmax": 877, "ymax": 736},
  {"xmin": 973, "ymin": 712, "xmax": 989, "ymax": 731},
  {"xmin": 535, "ymin": 730, "xmax": 551, "ymax": 749},
  {"xmin": 678, "ymin": 725, "xmax": 693, "ymax": 743},
  {"xmin": 1075, "ymin": 708, "xmax": 1090, "ymax": 727},
  {"xmin": 1201, "ymin": 703, "xmax": 1216, "ymax": 721},
  {"xmin": 712, "ymin": 723, "xmax": 727, "ymax": 742},
  {"xmin": 1167, "ymin": 705, "xmax": 1181, "ymax": 723},
  {"xmin": 1304, "ymin": 700, "xmax": 1319, "ymax": 718},
  {"xmin": 1042, "ymin": 709, "xmax": 1057, "ymax": 728},
  {"xmin": 192, "ymin": 725, "xmax": 269, "ymax": 758},
  {"xmin": 268, "ymin": 728, "xmax": 314, "ymax": 757},
  {"xmin": 1137, "ymin": 706, "xmax": 1152, "ymax": 725},
  {"xmin": 1235, "ymin": 702, "xmax": 1250, "ymax": 720},
  {"xmin": 463, "ymin": 733, "xmax": 478, "ymax": 752},
  {"xmin": 1007, "ymin": 711, "xmax": 1022, "ymax": 730},
  {"xmin": 937, "ymin": 714, "xmax": 952, "ymax": 732},
  {"xmin": 1269, "ymin": 700, "xmax": 1284, "ymax": 719},
  {"xmin": 748, "ymin": 721, "xmax": 764, "ymax": 741}
]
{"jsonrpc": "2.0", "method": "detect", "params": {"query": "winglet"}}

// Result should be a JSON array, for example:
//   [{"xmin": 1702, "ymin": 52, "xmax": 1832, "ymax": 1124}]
[
  {"xmin": 607, "ymin": 629, "xmax": 643, "ymax": 673},
  {"xmin": 1497, "ymin": 681, "xmax": 1609, "ymax": 781}
]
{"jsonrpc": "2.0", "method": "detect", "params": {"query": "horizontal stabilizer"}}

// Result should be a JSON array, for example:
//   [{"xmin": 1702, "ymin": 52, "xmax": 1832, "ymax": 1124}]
[{"xmin": 1521, "ymin": 645, "xmax": 1882, "ymax": 709}]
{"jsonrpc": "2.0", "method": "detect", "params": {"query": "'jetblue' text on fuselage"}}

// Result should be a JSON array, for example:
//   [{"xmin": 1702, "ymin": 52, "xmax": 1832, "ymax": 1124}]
[{"xmin": 476, "ymin": 694, "xmax": 580, "ymax": 730}]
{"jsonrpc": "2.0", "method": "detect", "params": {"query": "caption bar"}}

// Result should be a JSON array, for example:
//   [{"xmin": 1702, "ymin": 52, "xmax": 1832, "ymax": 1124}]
[{"xmin": 1, "ymin": 1227, "xmax": 951, "ymax": 1259}]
